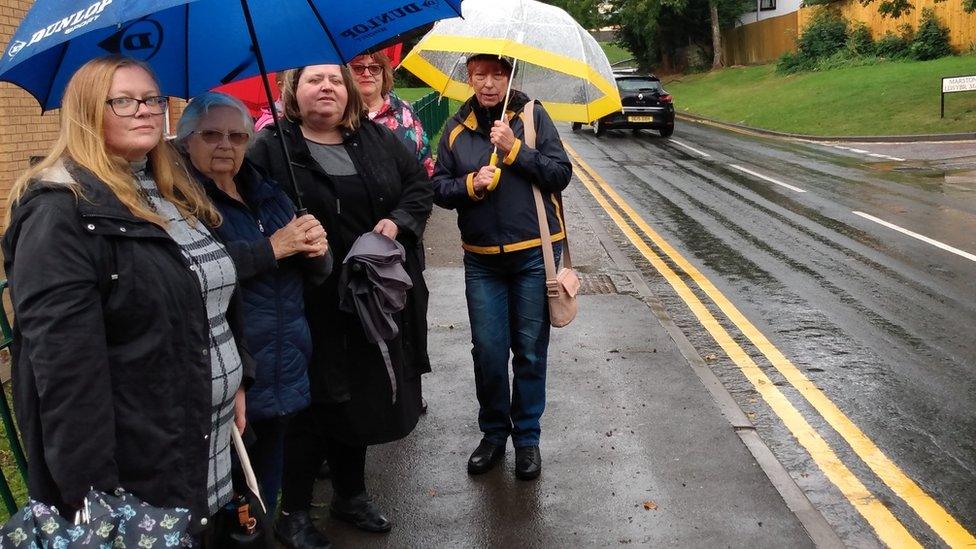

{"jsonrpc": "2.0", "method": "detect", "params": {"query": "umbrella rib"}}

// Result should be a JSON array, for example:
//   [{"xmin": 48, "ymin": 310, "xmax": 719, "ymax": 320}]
[
  {"xmin": 184, "ymin": 3, "xmax": 190, "ymax": 98},
  {"xmin": 43, "ymin": 42, "xmax": 71, "ymax": 111},
  {"xmin": 304, "ymin": 0, "xmax": 347, "ymax": 62},
  {"xmin": 574, "ymin": 24, "xmax": 591, "ymax": 120}
]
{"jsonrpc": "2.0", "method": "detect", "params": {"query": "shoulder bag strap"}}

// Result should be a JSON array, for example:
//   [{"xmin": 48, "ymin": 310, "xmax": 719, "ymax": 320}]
[{"xmin": 524, "ymin": 101, "xmax": 572, "ymax": 287}]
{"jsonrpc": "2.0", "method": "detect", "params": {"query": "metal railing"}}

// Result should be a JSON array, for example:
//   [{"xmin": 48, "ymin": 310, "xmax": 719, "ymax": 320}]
[
  {"xmin": 0, "ymin": 280, "xmax": 27, "ymax": 515},
  {"xmin": 413, "ymin": 91, "xmax": 452, "ymax": 139}
]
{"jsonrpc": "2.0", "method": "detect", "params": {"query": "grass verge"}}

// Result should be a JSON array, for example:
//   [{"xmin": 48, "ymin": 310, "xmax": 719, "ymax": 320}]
[
  {"xmin": 599, "ymin": 42, "xmax": 634, "ymax": 65},
  {"xmin": 663, "ymin": 56, "xmax": 976, "ymax": 136},
  {"xmin": 394, "ymin": 87, "xmax": 436, "ymax": 102},
  {"xmin": 394, "ymin": 88, "xmax": 461, "ymax": 156},
  {"xmin": 0, "ymin": 379, "xmax": 25, "ymax": 521}
]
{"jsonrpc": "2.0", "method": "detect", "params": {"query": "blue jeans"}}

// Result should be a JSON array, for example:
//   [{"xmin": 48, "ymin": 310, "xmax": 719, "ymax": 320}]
[{"xmin": 463, "ymin": 245, "xmax": 560, "ymax": 448}]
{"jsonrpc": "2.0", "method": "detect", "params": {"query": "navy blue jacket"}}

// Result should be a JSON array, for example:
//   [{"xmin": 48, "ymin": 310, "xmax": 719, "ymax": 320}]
[
  {"xmin": 433, "ymin": 91, "xmax": 572, "ymax": 254},
  {"xmin": 198, "ymin": 158, "xmax": 331, "ymax": 421}
]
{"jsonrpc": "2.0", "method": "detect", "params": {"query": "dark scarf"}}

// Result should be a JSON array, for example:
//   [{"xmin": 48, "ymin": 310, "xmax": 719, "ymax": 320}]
[{"xmin": 466, "ymin": 89, "xmax": 532, "ymax": 133}]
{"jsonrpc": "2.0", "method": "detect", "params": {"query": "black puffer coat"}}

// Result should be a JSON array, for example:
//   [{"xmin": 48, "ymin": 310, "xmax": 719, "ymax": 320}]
[
  {"xmin": 248, "ymin": 117, "xmax": 432, "ymax": 445},
  {"xmin": 2, "ymin": 158, "xmax": 254, "ymax": 531}
]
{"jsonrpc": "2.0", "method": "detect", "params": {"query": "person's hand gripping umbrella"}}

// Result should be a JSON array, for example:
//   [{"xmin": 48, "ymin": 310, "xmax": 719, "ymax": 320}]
[{"xmin": 484, "ymin": 57, "xmax": 519, "ymax": 192}]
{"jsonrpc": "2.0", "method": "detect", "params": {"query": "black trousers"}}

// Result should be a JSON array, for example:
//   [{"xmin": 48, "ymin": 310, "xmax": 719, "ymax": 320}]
[{"xmin": 280, "ymin": 404, "xmax": 367, "ymax": 512}]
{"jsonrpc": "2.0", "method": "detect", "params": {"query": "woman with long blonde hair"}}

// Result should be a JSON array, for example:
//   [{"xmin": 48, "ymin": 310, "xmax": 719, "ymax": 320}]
[{"xmin": 2, "ymin": 55, "xmax": 252, "ymax": 539}]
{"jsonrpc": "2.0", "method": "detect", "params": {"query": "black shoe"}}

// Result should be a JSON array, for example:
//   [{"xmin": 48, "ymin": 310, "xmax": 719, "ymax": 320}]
[
  {"xmin": 330, "ymin": 493, "xmax": 392, "ymax": 533},
  {"xmin": 515, "ymin": 445, "xmax": 542, "ymax": 480},
  {"xmin": 467, "ymin": 439, "xmax": 505, "ymax": 475},
  {"xmin": 316, "ymin": 460, "xmax": 331, "ymax": 480},
  {"xmin": 274, "ymin": 510, "xmax": 333, "ymax": 549}
]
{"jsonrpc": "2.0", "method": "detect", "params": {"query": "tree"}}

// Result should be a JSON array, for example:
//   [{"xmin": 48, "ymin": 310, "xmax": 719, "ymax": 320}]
[
  {"xmin": 709, "ymin": 0, "xmax": 723, "ymax": 67},
  {"xmin": 608, "ymin": 0, "xmax": 752, "ymax": 71},
  {"xmin": 804, "ymin": 0, "xmax": 974, "ymax": 19},
  {"xmin": 539, "ymin": 0, "xmax": 605, "ymax": 29},
  {"xmin": 607, "ymin": 0, "xmax": 676, "ymax": 69}
]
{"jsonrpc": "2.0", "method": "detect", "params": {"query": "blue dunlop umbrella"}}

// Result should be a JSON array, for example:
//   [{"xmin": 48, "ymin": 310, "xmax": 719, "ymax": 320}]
[{"xmin": 0, "ymin": 0, "xmax": 463, "ymax": 209}]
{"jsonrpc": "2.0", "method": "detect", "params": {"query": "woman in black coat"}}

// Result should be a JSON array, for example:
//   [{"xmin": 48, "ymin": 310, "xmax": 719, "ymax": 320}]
[
  {"xmin": 247, "ymin": 64, "xmax": 432, "ymax": 548},
  {"xmin": 3, "ymin": 56, "xmax": 253, "ymax": 535}
]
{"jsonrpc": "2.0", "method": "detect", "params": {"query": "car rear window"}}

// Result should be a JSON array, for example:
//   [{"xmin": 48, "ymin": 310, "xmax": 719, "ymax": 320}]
[{"xmin": 617, "ymin": 79, "xmax": 662, "ymax": 92}]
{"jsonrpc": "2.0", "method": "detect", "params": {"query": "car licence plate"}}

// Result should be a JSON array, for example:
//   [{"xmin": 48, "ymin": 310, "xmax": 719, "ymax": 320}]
[{"xmin": 628, "ymin": 115, "xmax": 653, "ymax": 123}]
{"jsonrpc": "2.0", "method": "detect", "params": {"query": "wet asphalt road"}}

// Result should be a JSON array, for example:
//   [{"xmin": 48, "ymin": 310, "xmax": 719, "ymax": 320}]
[{"xmin": 562, "ymin": 122, "xmax": 976, "ymax": 547}]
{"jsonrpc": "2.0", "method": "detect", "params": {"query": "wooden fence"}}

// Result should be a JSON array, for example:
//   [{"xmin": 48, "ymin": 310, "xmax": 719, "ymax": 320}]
[
  {"xmin": 723, "ymin": 0, "xmax": 976, "ymax": 65},
  {"xmin": 723, "ymin": 11, "xmax": 802, "ymax": 66}
]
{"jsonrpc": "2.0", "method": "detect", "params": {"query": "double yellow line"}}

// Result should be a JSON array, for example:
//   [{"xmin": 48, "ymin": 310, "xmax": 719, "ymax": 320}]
[{"xmin": 563, "ymin": 141, "xmax": 975, "ymax": 548}]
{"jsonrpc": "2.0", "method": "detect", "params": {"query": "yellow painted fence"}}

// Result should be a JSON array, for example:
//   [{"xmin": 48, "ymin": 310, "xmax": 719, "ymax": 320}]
[{"xmin": 722, "ymin": 0, "xmax": 976, "ymax": 65}]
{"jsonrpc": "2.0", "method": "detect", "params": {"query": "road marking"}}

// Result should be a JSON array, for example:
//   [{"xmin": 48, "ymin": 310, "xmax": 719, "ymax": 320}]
[
  {"xmin": 565, "ymin": 147, "xmax": 919, "ymax": 548},
  {"xmin": 829, "ymin": 144, "xmax": 905, "ymax": 162},
  {"xmin": 868, "ymin": 152, "xmax": 907, "ymax": 161},
  {"xmin": 853, "ymin": 211, "xmax": 976, "ymax": 263},
  {"xmin": 668, "ymin": 139, "xmax": 712, "ymax": 158},
  {"xmin": 729, "ymin": 164, "xmax": 808, "ymax": 193},
  {"xmin": 564, "ymin": 140, "xmax": 976, "ymax": 548}
]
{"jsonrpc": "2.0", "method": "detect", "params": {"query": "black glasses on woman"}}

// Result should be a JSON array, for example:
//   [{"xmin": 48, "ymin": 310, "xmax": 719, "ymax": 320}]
[{"xmin": 105, "ymin": 96, "xmax": 169, "ymax": 117}]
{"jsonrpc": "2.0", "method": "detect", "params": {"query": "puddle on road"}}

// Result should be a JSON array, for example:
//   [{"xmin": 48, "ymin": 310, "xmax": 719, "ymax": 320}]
[{"xmin": 869, "ymin": 157, "xmax": 976, "ymax": 189}]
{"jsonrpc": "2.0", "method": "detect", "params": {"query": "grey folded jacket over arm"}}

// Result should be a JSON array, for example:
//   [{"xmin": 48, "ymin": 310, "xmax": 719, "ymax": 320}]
[{"xmin": 338, "ymin": 232, "xmax": 413, "ymax": 402}]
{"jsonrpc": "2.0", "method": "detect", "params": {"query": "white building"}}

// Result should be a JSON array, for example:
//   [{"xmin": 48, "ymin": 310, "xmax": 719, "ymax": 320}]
[{"xmin": 736, "ymin": 0, "xmax": 802, "ymax": 26}]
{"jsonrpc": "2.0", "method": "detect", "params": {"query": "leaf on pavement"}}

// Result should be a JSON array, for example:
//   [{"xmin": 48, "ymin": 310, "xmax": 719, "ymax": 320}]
[{"xmin": 643, "ymin": 500, "xmax": 658, "ymax": 511}]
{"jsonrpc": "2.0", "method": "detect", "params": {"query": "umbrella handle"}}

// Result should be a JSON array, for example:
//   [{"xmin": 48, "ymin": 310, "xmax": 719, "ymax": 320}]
[
  {"xmin": 484, "ymin": 58, "xmax": 518, "ymax": 193},
  {"xmin": 497, "ymin": 58, "xmax": 518, "ymax": 120},
  {"xmin": 487, "ymin": 152, "xmax": 501, "ymax": 191}
]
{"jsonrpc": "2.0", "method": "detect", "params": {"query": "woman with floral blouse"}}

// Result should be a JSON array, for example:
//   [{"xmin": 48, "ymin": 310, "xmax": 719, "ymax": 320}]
[{"xmin": 349, "ymin": 52, "xmax": 434, "ymax": 178}]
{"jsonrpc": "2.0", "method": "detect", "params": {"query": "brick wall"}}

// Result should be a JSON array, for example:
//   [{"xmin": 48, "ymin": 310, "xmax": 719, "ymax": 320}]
[
  {"xmin": 0, "ymin": 1, "xmax": 188, "ymax": 231},
  {"xmin": 0, "ymin": 0, "xmax": 58, "ymax": 225}
]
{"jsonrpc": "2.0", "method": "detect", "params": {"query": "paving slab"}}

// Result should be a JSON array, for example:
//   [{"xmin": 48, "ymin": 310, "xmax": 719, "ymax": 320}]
[{"xmin": 310, "ymin": 197, "xmax": 817, "ymax": 548}]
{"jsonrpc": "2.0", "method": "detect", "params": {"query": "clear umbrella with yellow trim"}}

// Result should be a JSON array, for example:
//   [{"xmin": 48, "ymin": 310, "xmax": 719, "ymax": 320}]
[{"xmin": 401, "ymin": 0, "xmax": 621, "ymax": 180}]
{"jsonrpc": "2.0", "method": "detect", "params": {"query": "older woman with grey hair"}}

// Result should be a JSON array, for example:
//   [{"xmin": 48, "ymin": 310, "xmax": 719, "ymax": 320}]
[{"xmin": 178, "ymin": 91, "xmax": 332, "ymax": 515}]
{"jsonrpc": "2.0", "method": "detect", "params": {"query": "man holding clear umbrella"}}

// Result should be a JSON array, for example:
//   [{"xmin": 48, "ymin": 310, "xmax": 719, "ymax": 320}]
[{"xmin": 432, "ymin": 54, "xmax": 572, "ymax": 480}]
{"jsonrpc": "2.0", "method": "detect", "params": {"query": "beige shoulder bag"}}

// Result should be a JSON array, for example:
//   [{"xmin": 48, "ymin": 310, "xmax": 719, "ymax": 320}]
[{"xmin": 523, "ymin": 100, "xmax": 580, "ymax": 328}]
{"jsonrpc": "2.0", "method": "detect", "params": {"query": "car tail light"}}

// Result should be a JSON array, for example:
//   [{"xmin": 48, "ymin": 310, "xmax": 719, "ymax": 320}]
[{"xmin": 659, "ymin": 94, "xmax": 673, "ymax": 103}]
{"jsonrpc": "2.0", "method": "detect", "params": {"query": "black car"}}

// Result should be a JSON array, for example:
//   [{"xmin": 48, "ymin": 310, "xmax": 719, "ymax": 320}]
[{"xmin": 572, "ymin": 74, "xmax": 675, "ymax": 137}]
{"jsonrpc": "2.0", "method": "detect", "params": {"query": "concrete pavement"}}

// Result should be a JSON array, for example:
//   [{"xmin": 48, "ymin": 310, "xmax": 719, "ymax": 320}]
[{"xmin": 309, "ymin": 181, "xmax": 829, "ymax": 547}]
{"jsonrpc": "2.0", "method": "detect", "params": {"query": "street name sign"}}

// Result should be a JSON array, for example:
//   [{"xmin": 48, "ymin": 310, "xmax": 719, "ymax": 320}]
[{"xmin": 941, "ymin": 75, "xmax": 976, "ymax": 118}]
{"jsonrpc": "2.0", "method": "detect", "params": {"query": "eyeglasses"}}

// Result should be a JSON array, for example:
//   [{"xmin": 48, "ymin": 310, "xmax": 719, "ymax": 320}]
[
  {"xmin": 105, "ymin": 96, "xmax": 168, "ymax": 117},
  {"xmin": 350, "ymin": 64, "xmax": 383, "ymax": 76},
  {"xmin": 190, "ymin": 129, "xmax": 250, "ymax": 146}
]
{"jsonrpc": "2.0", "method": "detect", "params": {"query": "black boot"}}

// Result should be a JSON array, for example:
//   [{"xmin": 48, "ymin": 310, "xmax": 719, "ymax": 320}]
[
  {"xmin": 274, "ymin": 510, "xmax": 332, "ymax": 549},
  {"xmin": 514, "ymin": 445, "xmax": 542, "ymax": 480},
  {"xmin": 467, "ymin": 439, "xmax": 505, "ymax": 475},
  {"xmin": 330, "ymin": 493, "xmax": 392, "ymax": 533}
]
